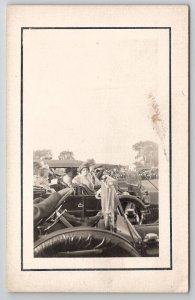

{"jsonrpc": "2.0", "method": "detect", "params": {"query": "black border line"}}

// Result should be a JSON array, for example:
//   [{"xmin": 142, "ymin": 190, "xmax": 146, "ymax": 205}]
[
  {"xmin": 21, "ymin": 267, "xmax": 172, "ymax": 272},
  {"xmin": 21, "ymin": 27, "xmax": 24, "ymax": 271},
  {"xmin": 21, "ymin": 27, "xmax": 172, "ymax": 271},
  {"xmin": 188, "ymin": 7, "xmax": 190, "ymax": 290},
  {"xmin": 169, "ymin": 28, "xmax": 172, "ymax": 270},
  {"xmin": 22, "ymin": 26, "xmax": 170, "ymax": 30}
]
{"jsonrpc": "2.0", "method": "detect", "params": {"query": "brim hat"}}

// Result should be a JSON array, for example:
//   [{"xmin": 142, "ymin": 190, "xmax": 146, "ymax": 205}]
[{"xmin": 78, "ymin": 163, "xmax": 90, "ymax": 173}]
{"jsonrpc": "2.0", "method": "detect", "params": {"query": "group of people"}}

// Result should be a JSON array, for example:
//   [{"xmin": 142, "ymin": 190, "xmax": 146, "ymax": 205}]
[
  {"xmin": 33, "ymin": 160, "xmax": 118, "ymax": 226},
  {"xmin": 34, "ymin": 161, "xmax": 104, "ymax": 194}
]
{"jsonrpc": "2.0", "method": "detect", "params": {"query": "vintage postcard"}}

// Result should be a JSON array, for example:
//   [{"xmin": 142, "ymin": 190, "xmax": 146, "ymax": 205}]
[{"xmin": 7, "ymin": 5, "xmax": 189, "ymax": 292}]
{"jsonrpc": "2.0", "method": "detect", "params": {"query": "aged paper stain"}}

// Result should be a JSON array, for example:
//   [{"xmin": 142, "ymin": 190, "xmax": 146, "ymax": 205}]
[{"xmin": 148, "ymin": 93, "xmax": 167, "ymax": 159}]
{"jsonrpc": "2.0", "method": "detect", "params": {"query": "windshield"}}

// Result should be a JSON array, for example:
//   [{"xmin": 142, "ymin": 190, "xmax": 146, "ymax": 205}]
[{"xmin": 126, "ymin": 171, "xmax": 140, "ymax": 185}]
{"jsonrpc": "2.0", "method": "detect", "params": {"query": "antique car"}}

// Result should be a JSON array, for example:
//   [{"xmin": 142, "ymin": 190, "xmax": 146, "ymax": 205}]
[
  {"xmin": 117, "ymin": 171, "xmax": 158, "ymax": 223},
  {"xmin": 34, "ymin": 161, "xmax": 158, "ymax": 224},
  {"xmin": 138, "ymin": 168, "xmax": 152, "ymax": 180},
  {"xmin": 150, "ymin": 167, "xmax": 159, "ymax": 179},
  {"xmin": 34, "ymin": 180, "xmax": 159, "ymax": 258},
  {"xmin": 47, "ymin": 159, "xmax": 82, "ymax": 187}
]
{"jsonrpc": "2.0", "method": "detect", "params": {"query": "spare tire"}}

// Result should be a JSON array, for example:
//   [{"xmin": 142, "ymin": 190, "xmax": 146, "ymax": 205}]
[{"xmin": 34, "ymin": 227, "xmax": 140, "ymax": 257}]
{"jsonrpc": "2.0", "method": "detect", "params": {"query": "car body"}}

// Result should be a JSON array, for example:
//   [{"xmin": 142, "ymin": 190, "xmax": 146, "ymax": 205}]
[
  {"xmin": 34, "ymin": 184, "xmax": 159, "ymax": 258},
  {"xmin": 34, "ymin": 163, "xmax": 158, "ymax": 223},
  {"xmin": 118, "ymin": 171, "xmax": 158, "ymax": 223}
]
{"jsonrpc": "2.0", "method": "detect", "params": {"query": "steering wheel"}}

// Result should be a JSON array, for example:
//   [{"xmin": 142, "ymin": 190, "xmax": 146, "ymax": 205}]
[{"xmin": 118, "ymin": 194, "xmax": 147, "ymax": 225}]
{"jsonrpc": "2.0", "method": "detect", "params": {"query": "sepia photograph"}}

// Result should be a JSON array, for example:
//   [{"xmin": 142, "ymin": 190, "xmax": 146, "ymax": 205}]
[
  {"xmin": 30, "ymin": 28, "xmax": 162, "ymax": 258},
  {"xmin": 6, "ymin": 5, "xmax": 188, "ymax": 292}
]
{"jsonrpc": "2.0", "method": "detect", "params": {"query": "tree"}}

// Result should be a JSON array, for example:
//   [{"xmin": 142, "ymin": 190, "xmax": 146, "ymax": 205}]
[
  {"xmin": 132, "ymin": 141, "xmax": 158, "ymax": 168},
  {"xmin": 85, "ymin": 158, "xmax": 96, "ymax": 166},
  {"xmin": 58, "ymin": 151, "xmax": 75, "ymax": 160},
  {"xmin": 33, "ymin": 149, "xmax": 53, "ymax": 160}
]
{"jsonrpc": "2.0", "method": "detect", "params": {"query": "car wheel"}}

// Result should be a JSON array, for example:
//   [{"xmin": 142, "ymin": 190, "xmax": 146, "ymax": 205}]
[{"xmin": 34, "ymin": 227, "xmax": 141, "ymax": 257}]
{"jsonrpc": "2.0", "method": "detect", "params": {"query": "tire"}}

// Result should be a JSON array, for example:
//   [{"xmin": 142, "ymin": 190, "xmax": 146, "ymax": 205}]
[{"xmin": 34, "ymin": 227, "xmax": 140, "ymax": 257}]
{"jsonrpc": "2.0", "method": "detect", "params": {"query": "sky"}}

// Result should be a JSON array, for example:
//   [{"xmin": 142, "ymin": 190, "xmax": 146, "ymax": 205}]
[{"xmin": 23, "ymin": 29, "xmax": 168, "ymax": 165}]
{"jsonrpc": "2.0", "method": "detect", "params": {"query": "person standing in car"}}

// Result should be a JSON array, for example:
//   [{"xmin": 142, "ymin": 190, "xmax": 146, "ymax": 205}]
[{"xmin": 88, "ymin": 163, "xmax": 101, "ymax": 188}]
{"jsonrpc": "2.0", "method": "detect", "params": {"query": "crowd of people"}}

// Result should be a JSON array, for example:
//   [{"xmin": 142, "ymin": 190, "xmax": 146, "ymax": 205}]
[
  {"xmin": 138, "ymin": 168, "xmax": 159, "ymax": 180},
  {"xmin": 33, "ymin": 160, "xmax": 120, "ymax": 226},
  {"xmin": 33, "ymin": 159, "xmax": 155, "ymax": 230},
  {"xmin": 33, "ymin": 160, "xmax": 125, "ymax": 195}
]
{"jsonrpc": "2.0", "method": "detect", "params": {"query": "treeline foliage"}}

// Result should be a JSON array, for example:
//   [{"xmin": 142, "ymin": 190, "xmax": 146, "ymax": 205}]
[
  {"xmin": 33, "ymin": 149, "xmax": 53, "ymax": 160},
  {"xmin": 58, "ymin": 151, "xmax": 75, "ymax": 160},
  {"xmin": 85, "ymin": 158, "xmax": 96, "ymax": 166},
  {"xmin": 33, "ymin": 149, "xmax": 76, "ymax": 161},
  {"xmin": 133, "ymin": 141, "xmax": 158, "ymax": 168}
]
